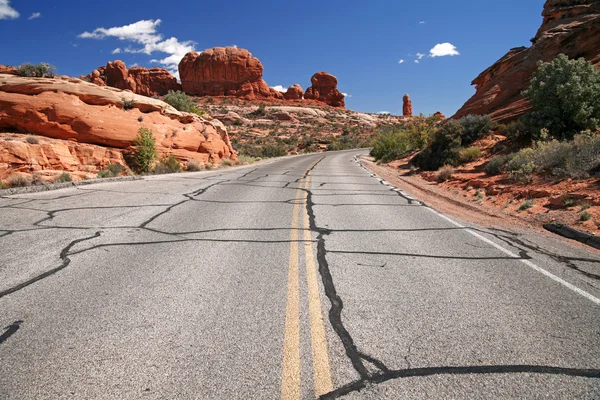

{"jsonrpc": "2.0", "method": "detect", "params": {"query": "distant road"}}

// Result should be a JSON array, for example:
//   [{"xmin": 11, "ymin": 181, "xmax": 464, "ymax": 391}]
[{"xmin": 1, "ymin": 150, "xmax": 599, "ymax": 399}]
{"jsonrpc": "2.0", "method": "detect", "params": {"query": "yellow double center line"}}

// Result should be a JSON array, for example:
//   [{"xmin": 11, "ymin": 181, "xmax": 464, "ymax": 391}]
[{"xmin": 281, "ymin": 162, "xmax": 333, "ymax": 399}]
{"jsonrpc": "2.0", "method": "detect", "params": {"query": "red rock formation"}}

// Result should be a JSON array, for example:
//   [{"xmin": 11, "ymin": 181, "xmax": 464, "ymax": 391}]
[
  {"xmin": 403, "ymin": 94, "xmax": 413, "ymax": 117},
  {"xmin": 284, "ymin": 84, "xmax": 304, "ymax": 100},
  {"xmin": 0, "ymin": 74, "xmax": 236, "ymax": 177},
  {"xmin": 0, "ymin": 65, "xmax": 18, "ymax": 75},
  {"xmin": 453, "ymin": 0, "xmax": 600, "ymax": 122},
  {"xmin": 433, "ymin": 111, "xmax": 446, "ymax": 120},
  {"xmin": 304, "ymin": 72, "xmax": 345, "ymax": 108},
  {"xmin": 178, "ymin": 47, "xmax": 277, "ymax": 101},
  {"xmin": 86, "ymin": 61, "xmax": 181, "ymax": 97}
]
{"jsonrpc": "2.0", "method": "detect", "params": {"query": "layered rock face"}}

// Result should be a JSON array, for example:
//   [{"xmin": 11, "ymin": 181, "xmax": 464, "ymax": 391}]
[
  {"xmin": 86, "ymin": 61, "xmax": 181, "ymax": 97},
  {"xmin": 284, "ymin": 84, "xmax": 304, "ymax": 100},
  {"xmin": 304, "ymin": 72, "xmax": 345, "ymax": 108},
  {"xmin": 179, "ymin": 47, "xmax": 278, "ymax": 100},
  {"xmin": 403, "ymin": 94, "xmax": 413, "ymax": 117},
  {"xmin": 0, "ymin": 74, "xmax": 236, "ymax": 178},
  {"xmin": 453, "ymin": 0, "xmax": 600, "ymax": 122}
]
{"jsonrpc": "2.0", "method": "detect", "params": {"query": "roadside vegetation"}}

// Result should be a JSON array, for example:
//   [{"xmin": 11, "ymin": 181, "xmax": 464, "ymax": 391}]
[
  {"xmin": 16, "ymin": 62, "xmax": 56, "ymax": 78},
  {"xmin": 163, "ymin": 90, "xmax": 206, "ymax": 116},
  {"xmin": 369, "ymin": 54, "xmax": 600, "ymax": 186}
]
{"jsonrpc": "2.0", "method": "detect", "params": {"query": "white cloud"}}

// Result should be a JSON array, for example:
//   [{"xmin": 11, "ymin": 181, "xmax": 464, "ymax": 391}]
[
  {"xmin": 342, "ymin": 93, "xmax": 351, "ymax": 98},
  {"xmin": 28, "ymin": 12, "xmax": 41, "ymax": 20},
  {"xmin": 416, "ymin": 53, "xmax": 425, "ymax": 60},
  {"xmin": 270, "ymin": 85, "xmax": 287, "ymax": 93},
  {"xmin": 430, "ymin": 42, "xmax": 460, "ymax": 57},
  {"xmin": 419, "ymin": 21, "xmax": 426, "ymax": 24},
  {"xmin": 112, "ymin": 48, "xmax": 122, "ymax": 54},
  {"xmin": 377, "ymin": 111, "xmax": 390, "ymax": 115},
  {"xmin": 0, "ymin": 0, "xmax": 19, "ymax": 19},
  {"xmin": 414, "ymin": 60, "xmax": 419, "ymax": 64},
  {"xmin": 79, "ymin": 19, "xmax": 195, "ymax": 75},
  {"xmin": 398, "ymin": 59, "xmax": 405, "ymax": 64}
]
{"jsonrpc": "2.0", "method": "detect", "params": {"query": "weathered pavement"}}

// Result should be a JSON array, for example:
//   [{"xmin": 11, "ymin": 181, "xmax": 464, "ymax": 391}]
[{"xmin": 1, "ymin": 150, "xmax": 599, "ymax": 399}]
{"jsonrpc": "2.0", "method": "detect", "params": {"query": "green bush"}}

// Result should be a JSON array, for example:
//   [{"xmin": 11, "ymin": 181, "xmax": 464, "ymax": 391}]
[
  {"xmin": 54, "ymin": 172, "xmax": 72, "ymax": 183},
  {"xmin": 506, "ymin": 133, "xmax": 600, "ymax": 179},
  {"xmin": 122, "ymin": 99, "xmax": 135, "ymax": 110},
  {"xmin": 163, "ymin": 90, "xmax": 196, "ymax": 112},
  {"xmin": 133, "ymin": 127, "xmax": 157, "ymax": 173},
  {"xmin": 518, "ymin": 199, "xmax": 535, "ymax": 212},
  {"xmin": 458, "ymin": 146, "xmax": 481, "ymax": 164},
  {"xmin": 503, "ymin": 121, "xmax": 532, "ymax": 143},
  {"xmin": 249, "ymin": 103, "xmax": 267, "ymax": 118},
  {"xmin": 580, "ymin": 211, "xmax": 592, "ymax": 222},
  {"xmin": 258, "ymin": 143, "xmax": 287, "ymax": 158},
  {"xmin": 107, "ymin": 163, "xmax": 127, "ymax": 176},
  {"xmin": 484, "ymin": 154, "xmax": 513, "ymax": 175},
  {"xmin": 413, "ymin": 119, "xmax": 463, "ymax": 170},
  {"xmin": 97, "ymin": 170, "xmax": 112, "ymax": 178},
  {"xmin": 190, "ymin": 105, "xmax": 206, "ymax": 117},
  {"xmin": 16, "ymin": 62, "xmax": 56, "ymax": 78},
  {"xmin": 460, "ymin": 115, "xmax": 495, "ymax": 144},
  {"xmin": 522, "ymin": 54, "xmax": 600, "ymax": 140},
  {"xmin": 370, "ymin": 116, "xmax": 439, "ymax": 162},
  {"xmin": 26, "ymin": 136, "xmax": 39, "ymax": 144},
  {"xmin": 153, "ymin": 156, "xmax": 181, "ymax": 174}
]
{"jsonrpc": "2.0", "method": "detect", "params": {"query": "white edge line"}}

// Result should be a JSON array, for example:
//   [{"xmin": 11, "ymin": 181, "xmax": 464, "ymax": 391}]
[{"xmin": 355, "ymin": 155, "xmax": 600, "ymax": 306}]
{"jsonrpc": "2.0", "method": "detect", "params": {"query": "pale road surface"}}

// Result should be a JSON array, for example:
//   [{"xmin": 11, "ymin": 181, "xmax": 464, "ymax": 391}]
[{"xmin": 1, "ymin": 150, "xmax": 599, "ymax": 399}]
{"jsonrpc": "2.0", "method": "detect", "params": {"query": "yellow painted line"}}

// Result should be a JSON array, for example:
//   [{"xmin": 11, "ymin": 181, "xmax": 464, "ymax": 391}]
[
  {"xmin": 302, "ymin": 174, "xmax": 334, "ymax": 396},
  {"xmin": 280, "ymin": 187, "xmax": 303, "ymax": 400}
]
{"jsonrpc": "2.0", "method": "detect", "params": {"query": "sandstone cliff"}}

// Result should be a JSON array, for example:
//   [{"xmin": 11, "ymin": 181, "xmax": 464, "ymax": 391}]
[
  {"xmin": 0, "ymin": 74, "xmax": 236, "ymax": 179},
  {"xmin": 453, "ymin": 0, "xmax": 600, "ymax": 122}
]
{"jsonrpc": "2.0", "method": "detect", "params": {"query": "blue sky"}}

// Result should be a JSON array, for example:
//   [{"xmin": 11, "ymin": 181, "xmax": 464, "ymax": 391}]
[{"xmin": 1, "ymin": 0, "xmax": 545, "ymax": 116}]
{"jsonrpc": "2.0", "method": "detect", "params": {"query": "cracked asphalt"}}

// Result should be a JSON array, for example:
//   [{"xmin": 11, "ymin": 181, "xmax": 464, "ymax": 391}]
[{"xmin": 1, "ymin": 150, "xmax": 599, "ymax": 399}]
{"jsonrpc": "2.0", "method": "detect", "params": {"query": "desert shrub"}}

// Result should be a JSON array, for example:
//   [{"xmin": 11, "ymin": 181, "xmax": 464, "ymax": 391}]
[
  {"xmin": 248, "ymin": 103, "xmax": 267, "ymax": 118},
  {"xmin": 97, "ymin": 170, "xmax": 112, "ymax": 178},
  {"xmin": 190, "ymin": 105, "xmax": 206, "ymax": 117},
  {"xmin": 25, "ymin": 136, "xmax": 39, "ymax": 144},
  {"xmin": 259, "ymin": 143, "xmax": 287, "ymax": 158},
  {"xmin": 122, "ymin": 99, "xmax": 135, "ymax": 110},
  {"xmin": 153, "ymin": 156, "xmax": 181, "ymax": 174},
  {"xmin": 580, "ymin": 211, "xmax": 592, "ymax": 222},
  {"xmin": 221, "ymin": 158, "xmax": 238, "ymax": 167},
  {"xmin": 503, "ymin": 121, "xmax": 533, "ymax": 143},
  {"xmin": 237, "ymin": 154, "xmax": 260, "ymax": 165},
  {"xmin": 413, "ymin": 119, "xmax": 464, "ymax": 170},
  {"xmin": 561, "ymin": 194, "xmax": 576, "ymax": 208},
  {"xmin": 205, "ymin": 163, "xmax": 214, "ymax": 170},
  {"xmin": 518, "ymin": 199, "xmax": 535, "ymax": 212},
  {"xmin": 458, "ymin": 146, "xmax": 481, "ymax": 164},
  {"xmin": 522, "ymin": 54, "xmax": 600, "ymax": 140},
  {"xmin": 484, "ymin": 154, "xmax": 513, "ymax": 175},
  {"xmin": 233, "ymin": 119, "xmax": 243, "ymax": 126},
  {"xmin": 54, "ymin": 172, "xmax": 72, "ymax": 183},
  {"xmin": 460, "ymin": 115, "xmax": 495, "ymax": 144},
  {"xmin": 506, "ymin": 133, "xmax": 600, "ymax": 179},
  {"xmin": 107, "ymin": 163, "xmax": 127, "ymax": 176},
  {"xmin": 370, "ymin": 116, "xmax": 438, "ymax": 162},
  {"xmin": 436, "ymin": 165, "xmax": 454, "ymax": 182},
  {"xmin": 133, "ymin": 127, "xmax": 157, "ymax": 173},
  {"xmin": 16, "ymin": 62, "xmax": 56, "ymax": 78},
  {"xmin": 163, "ymin": 90, "xmax": 196, "ymax": 112},
  {"xmin": 7, "ymin": 175, "xmax": 31, "ymax": 187},
  {"xmin": 186, "ymin": 160, "xmax": 203, "ymax": 171}
]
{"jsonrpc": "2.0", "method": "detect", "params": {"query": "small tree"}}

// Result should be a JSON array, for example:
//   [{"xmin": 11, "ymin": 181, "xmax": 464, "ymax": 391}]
[
  {"xmin": 522, "ymin": 54, "xmax": 600, "ymax": 140},
  {"xmin": 163, "ymin": 90, "xmax": 196, "ymax": 112},
  {"xmin": 133, "ymin": 128, "xmax": 157, "ymax": 173}
]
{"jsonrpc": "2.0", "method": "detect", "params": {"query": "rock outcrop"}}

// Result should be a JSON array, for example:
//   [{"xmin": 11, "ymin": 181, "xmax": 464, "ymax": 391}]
[
  {"xmin": 284, "ymin": 84, "xmax": 304, "ymax": 100},
  {"xmin": 86, "ymin": 61, "xmax": 181, "ymax": 97},
  {"xmin": 403, "ymin": 94, "xmax": 413, "ymax": 117},
  {"xmin": 179, "ymin": 47, "xmax": 277, "ymax": 101},
  {"xmin": 304, "ymin": 72, "xmax": 345, "ymax": 108},
  {"xmin": 0, "ymin": 74, "xmax": 236, "ymax": 178},
  {"xmin": 453, "ymin": 0, "xmax": 600, "ymax": 122}
]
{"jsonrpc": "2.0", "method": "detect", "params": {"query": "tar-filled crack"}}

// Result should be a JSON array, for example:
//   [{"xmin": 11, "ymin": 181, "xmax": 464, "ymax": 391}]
[
  {"xmin": 0, "ymin": 231, "xmax": 101, "ymax": 299},
  {"xmin": 0, "ymin": 320, "xmax": 23, "ymax": 345}
]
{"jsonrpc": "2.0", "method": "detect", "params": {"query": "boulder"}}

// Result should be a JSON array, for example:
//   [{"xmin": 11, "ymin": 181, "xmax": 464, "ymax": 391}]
[
  {"xmin": 178, "ymin": 47, "xmax": 277, "ymax": 101},
  {"xmin": 284, "ymin": 84, "xmax": 304, "ymax": 100},
  {"xmin": 304, "ymin": 72, "xmax": 345, "ymax": 108},
  {"xmin": 453, "ymin": 0, "xmax": 600, "ymax": 122}
]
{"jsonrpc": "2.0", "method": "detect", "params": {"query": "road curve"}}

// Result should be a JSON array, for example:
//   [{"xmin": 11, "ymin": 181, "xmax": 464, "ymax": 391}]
[{"xmin": 1, "ymin": 150, "xmax": 599, "ymax": 399}]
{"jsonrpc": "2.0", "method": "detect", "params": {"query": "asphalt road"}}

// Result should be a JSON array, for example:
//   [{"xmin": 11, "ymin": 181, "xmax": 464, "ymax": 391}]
[{"xmin": 1, "ymin": 150, "xmax": 599, "ymax": 399}]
